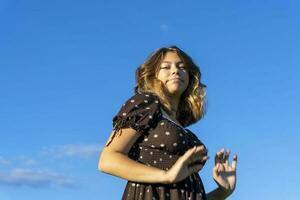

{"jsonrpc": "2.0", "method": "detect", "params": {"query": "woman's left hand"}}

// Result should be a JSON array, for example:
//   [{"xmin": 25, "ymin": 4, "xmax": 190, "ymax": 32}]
[{"xmin": 212, "ymin": 148, "xmax": 238, "ymax": 196}]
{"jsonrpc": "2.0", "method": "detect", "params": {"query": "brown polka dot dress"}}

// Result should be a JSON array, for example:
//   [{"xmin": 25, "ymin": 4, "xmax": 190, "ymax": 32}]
[{"xmin": 105, "ymin": 91, "xmax": 207, "ymax": 200}]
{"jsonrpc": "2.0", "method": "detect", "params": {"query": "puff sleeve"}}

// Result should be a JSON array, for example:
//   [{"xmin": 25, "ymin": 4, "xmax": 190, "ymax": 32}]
[{"xmin": 105, "ymin": 92, "xmax": 162, "ymax": 147}]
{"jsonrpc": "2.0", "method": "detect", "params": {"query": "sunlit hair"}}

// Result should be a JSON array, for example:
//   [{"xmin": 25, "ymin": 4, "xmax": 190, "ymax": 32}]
[{"xmin": 134, "ymin": 46, "xmax": 207, "ymax": 127}]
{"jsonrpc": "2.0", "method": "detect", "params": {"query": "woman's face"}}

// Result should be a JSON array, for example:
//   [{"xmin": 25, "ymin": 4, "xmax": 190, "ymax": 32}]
[{"xmin": 157, "ymin": 51, "xmax": 189, "ymax": 97}]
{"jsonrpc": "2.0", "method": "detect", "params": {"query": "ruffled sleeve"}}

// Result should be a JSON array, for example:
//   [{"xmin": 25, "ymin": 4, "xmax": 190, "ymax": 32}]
[{"xmin": 105, "ymin": 92, "xmax": 162, "ymax": 147}]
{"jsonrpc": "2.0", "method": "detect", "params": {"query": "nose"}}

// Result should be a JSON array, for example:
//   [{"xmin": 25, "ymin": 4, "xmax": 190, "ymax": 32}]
[{"xmin": 171, "ymin": 64, "xmax": 180, "ymax": 75}]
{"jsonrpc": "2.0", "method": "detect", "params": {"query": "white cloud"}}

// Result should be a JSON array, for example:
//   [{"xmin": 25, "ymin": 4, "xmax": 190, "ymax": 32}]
[
  {"xmin": 0, "ymin": 143, "xmax": 103, "ymax": 188},
  {"xmin": 0, "ymin": 156, "xmax": 39, "ymax": 167},
  {"xmin": 0, "ymin": 156, "xmax": 10, "ymax": 165},
  {"xmin": 42, "ymin": 144, "xmax": 102, "ymax": 159},
  {"xmin": 0, "ymin": 168, "xmax": 76, "ymax": 188},
  {"xmin": 23, "ymin": 159, "xmax": 38, "ymax": 166}
]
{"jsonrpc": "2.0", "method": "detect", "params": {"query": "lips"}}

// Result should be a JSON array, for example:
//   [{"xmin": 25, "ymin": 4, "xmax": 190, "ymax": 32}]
[{"xmin": 168, "ymin": 77, "xmax": 183, "ymax": 83}]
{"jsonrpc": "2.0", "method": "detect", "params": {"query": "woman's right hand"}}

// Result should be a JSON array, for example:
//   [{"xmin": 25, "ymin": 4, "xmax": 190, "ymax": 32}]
[{"xmin": 165, "ymin": 145, "xmax": 208, "ymax": 184}]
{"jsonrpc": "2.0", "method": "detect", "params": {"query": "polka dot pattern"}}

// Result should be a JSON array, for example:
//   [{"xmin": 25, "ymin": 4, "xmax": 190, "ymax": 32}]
[{"xmin": 109, "ymin": 92, "xmax": 207, "ymax": 199}]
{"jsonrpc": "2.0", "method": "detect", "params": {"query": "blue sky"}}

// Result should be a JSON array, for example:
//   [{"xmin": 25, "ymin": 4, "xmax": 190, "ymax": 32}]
[{"xmin": 0, "ymin": 0, "xmax": 299, "ymax": 199}]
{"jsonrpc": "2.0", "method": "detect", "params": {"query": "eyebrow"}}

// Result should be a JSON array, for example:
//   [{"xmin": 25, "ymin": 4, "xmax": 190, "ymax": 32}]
[{"xmin": 161, "ymin": 61, "xmax": 184, "ymax": 64}]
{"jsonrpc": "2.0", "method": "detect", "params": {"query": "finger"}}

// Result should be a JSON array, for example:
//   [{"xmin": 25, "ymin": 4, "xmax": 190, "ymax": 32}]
[
  {"xmin": 220, "ymin": 148, "xmax": 226, "ymax": 163},
  {"xmin": 186, "ymin": 146, "xmax": 197, "ymax": 158},
  {"xmin": 231, "ymin": 154, "xmax": 238, "ymax": 170},
  {"xmin": 198, "ymin": 148, "xmax": 208, "ymax": 156},
  {"xmin": 182, "ymin": 146, "xmax": 197, "ymax": 164},
  {"xmin": 194, "ymin": 145, "xmax": 206, "ymax": 154},
  {"xmin": 189, "ymin": 155, "xmax": 209, "ymax": 167},
  {"xmin": 189, "ymin": 145, "xmax": 206, "ymax": 160},
  {"xmin": 193, "ymin": 155, "xmax": 209, "ymax": 164},
  {"xmin": 214, "ymin": 153, "xmax": 220, "ymax": 165},
  {"xmin": 191, "ymin": 146, "xmax": 208, "ymax": 159},
  {"xmin": 224, "ymin": 149, "xmax": 230, "ymax": 166},
  {"xmin": 213, "ymin": 163, "xmax": 221, "ymax": 177},
  {"xmin": 217, "ymin": 163, "xmax": 224, "ymax": 173},
  {"xmin": 189, "ymin": 157, "xmax": 207, "ymax": 167},
  {"xmin": 214, "ymin": 149, "xmax": 224, "ymax": 164}
]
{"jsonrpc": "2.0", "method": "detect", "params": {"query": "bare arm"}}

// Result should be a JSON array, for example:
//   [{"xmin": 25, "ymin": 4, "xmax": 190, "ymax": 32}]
[
  {"xmin": 207, "ymin": 188, "xmax": 230, "ymax": 200},
  {"xmin": 98, "ymin": 128, "xmax": 207, "ymax": 184},
  {"xmin": 98, "ymin": 128, "xmax": 169, "ymax": 184}
]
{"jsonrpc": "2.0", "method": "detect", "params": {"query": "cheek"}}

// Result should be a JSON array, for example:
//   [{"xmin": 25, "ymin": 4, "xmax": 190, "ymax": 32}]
[
  {"xmin": 182, "ymin": 71, "xmax": 189, "ymax": 84},
  {"xmin": 157, "ymin": 71, "xmax": 169, "ymax": 83}
]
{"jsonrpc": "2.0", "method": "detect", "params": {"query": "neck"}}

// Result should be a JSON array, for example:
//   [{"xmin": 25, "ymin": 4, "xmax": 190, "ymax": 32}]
[{"xmin": 165, "ymin": 94, "xmax": 180, "ymax": 118}]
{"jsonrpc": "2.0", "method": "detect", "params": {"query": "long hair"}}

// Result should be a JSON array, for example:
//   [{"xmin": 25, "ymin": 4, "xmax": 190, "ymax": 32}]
[{"xmin": 134, "ymin": 46, "xmax": 207, "ymax": 127}]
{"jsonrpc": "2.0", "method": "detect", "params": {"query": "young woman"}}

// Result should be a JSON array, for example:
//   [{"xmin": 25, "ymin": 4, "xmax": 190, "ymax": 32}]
[{"xmin": 99, "ymin": 46, "xmax": 238, "ymax": 200}]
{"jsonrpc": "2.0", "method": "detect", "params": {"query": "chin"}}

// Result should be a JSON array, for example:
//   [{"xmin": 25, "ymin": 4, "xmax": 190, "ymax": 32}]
[{"xmin": 166, "ymin": 88, "xmax": 185, "ymax": 97}]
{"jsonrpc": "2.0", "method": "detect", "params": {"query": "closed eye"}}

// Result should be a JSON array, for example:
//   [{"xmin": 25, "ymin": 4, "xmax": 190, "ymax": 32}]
[{"xmin": 160, "ymin": 64, "xmax": 171, "ymax": 69}]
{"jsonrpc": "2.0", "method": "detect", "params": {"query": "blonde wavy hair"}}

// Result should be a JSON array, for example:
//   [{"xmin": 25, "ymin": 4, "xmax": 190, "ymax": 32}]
[{"xmin": 134, "ymin": 46, "xmax": 207, "ymax": 127}]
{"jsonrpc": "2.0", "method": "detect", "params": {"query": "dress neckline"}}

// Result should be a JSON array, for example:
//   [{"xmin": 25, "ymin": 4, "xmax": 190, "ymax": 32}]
[
  {"xmin": 137, "ymin": 91, "xmax": 188, "ymax": 133},
  {"xmin": 160, "ymin": 109, "xmax": 187, "ymax": 133}
]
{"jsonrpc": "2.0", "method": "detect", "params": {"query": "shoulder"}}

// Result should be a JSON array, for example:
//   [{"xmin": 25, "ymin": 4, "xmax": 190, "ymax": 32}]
[
  {"xmin": 127, "ymin": 91, "xmax": 159, "ymax": 104},
  {"xmin": 112, "ymin": 91, "xmax": 162, "ymax": 135},
  {"xmin": 114, "ymin": 91, "xmax": 162, "ymax": 122},
  {"xmin": 120, "ymin": 91, "xmax": 160, "ymax": 111}
]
